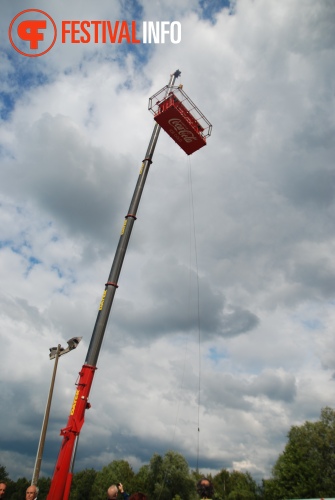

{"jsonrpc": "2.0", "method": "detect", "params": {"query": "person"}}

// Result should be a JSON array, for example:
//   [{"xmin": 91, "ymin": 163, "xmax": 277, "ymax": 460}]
[
  {"xmin": 129, "ymin": 494, "xmax": 147, "ymax": 500},
  {"xmin": 117, "ymin": 483, "xmax": 130, "ymax": 499},
  {"xmin": 26, "ymin": 485, "xmax": 39, "ymax": 499},
  {"xmin": 107, "ymin": 483, "xmax": 131, "ymax": 499},
  {"xmin": 196, "ymin": 477, "xmax": 214, "ymax": 499},
  {"xmin": 107, "ymin": 484, "xmax": 119, "ymax": 499},
  {"xmin": 0, "ymin": 482, "xmax": 6, "ymax": 498}
]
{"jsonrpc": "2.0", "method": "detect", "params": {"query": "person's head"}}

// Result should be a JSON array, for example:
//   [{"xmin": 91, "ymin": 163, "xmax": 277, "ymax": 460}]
[
  {"xmin": 196, "ymin": 478, "xmax": 214, "ymax": 499},
  {"xmin": 107, "ymin": 485, "xmax": 118, "ymax": 499},
  {"xmin": 129, "ymin": 494, "xmax": 147, "ymax": 500},
  {"xmin": 26, "ymin": 485, "xmax": 39, "ymax": 500},
  {"xmin": 0, "ymin": 482, "xmax": 6, "ymax": 498}
]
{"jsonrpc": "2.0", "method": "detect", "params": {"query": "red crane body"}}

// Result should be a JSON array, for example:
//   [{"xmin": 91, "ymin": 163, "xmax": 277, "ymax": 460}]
[
  {"xmin": 46, "ymin": 71, "xmax": 212, "ymax": 499},
  {"xmin": 47, "ymin": 364, "xmax": 95, "ymax": 499}
]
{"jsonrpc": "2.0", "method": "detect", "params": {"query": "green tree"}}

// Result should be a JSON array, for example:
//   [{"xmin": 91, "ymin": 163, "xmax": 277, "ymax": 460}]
[
  {"xmin": 190, "ymin": 469, "xmax": 203, "ymax": 484},
  {"xmin": 37, "ymin": 476, "xmax": 51, "ymax": 500},
  {"xmin": 213, "ymin": 469, "xmax": 259, "ymax": 500},
  {"xmin": 261, "ymin": 477, "xmax": 282, "ymax": 500},
  {"xmin": 9, "ymin": 477, "xmax": 30, "ymax": 500},
  {"xmin": 70, "ymin": 468, "xmax": 97, "ymax": 500},
  {"xmin": 147, "ymin": 451, "xmax": 196, "ymax": 500},
  {"xmin": 213, "ymin": 469, "xmax": 230, "ymax": 499},
  {"xmin": 133, "ymin": 464, "xmax": 150, "ymax": 494},
  {"xmin": 0, "ymin": 464, "xmax": 9, "ymax": 482},
  {"xmin": 228, "ymin": 471, "xmax": 258, "ymax": 499},
  {"xmin": 227, "ymin": 492, "xmax": 255, "ymax": 500},
  {"xmin": 264, "ymin": 406, "xmax": 335, "ymax": 499}
]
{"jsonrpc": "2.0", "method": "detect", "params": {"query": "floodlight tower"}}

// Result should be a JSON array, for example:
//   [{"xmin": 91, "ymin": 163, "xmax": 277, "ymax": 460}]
[
  {"xmin": 32, "ymin": 337, "xmax": 81, "ymax": 487},
  {"xmin": 47, "ymin": 70, "xmax": 212, "ymax": 500}
]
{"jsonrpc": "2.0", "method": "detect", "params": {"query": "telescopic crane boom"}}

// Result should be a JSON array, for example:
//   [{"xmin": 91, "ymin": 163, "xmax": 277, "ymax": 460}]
[
  {"xmin": 47, "ymin": 70, "xmax": 180, "ymax": 500},
  {"xmin": 46, "ymin": 69, "xmax": 212, "ymax": 500}
]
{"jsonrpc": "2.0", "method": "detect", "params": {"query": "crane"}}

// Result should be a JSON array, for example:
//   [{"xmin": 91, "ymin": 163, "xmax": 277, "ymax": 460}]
[{"xmin": 46, "ymin": 70, "xmax": 212, "ymax": 499}]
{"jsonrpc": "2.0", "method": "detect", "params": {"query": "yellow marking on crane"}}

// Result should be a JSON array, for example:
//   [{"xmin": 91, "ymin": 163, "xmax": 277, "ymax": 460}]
[
  {"xmin": 121, "ymin": 219, "xmax": 127, "ymax": 235},
  {"xmin": 70, "ymin": 390, "xmax": 80, "ymax": 416},
  {"xmin": 99, "ymin": 290, "xmax": 107, "ymax": 311}
]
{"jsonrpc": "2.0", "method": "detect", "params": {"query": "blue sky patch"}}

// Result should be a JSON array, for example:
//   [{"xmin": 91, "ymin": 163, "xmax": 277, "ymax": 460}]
[
  {"xmin": 0, "ymin": 52, "xmax": 50, "ymax": 120},
  {"xmin": 199, "ymin": 0, "xmax": 232, "ymax": 22},
  {"xmin": 208, "ymin": 346, "xmax": 228, "ymax": 362}
]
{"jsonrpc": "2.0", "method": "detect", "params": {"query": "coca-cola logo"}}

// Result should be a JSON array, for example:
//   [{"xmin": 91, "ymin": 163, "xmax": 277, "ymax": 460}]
[{"xmin": 168, "ymin": 118, "xmax": 197, "ymax": 143}]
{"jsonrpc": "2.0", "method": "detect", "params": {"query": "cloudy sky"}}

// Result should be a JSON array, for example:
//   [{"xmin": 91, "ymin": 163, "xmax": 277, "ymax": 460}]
[{"xmin": 1, "ymin": 0, "xmax": 335, "ymax": 487}]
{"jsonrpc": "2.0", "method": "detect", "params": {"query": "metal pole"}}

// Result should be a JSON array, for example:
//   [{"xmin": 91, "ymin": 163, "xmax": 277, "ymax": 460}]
[
  {"xmin": 63, "ymin": 435, "xmax": 79, "ymax": 500},
  {"xmin": 32, "ymin": 344, "xmax": 61, "ymax": 486}
]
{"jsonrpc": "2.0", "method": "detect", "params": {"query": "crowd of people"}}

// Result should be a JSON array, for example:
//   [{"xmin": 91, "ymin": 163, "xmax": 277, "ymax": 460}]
[
  {"xmin": 106, "ymin": 478, "xmax": 214, "ymax": 500},
  {"xmin": 0, "ymin": 476, "xmax": 214, "ymax": 499}
]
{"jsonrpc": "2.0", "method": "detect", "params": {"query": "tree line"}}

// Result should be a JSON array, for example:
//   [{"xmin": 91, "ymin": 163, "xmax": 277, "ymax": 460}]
[{"xmin": 1, "ymin": 407, "xmax": 335, "ymax": 499}]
